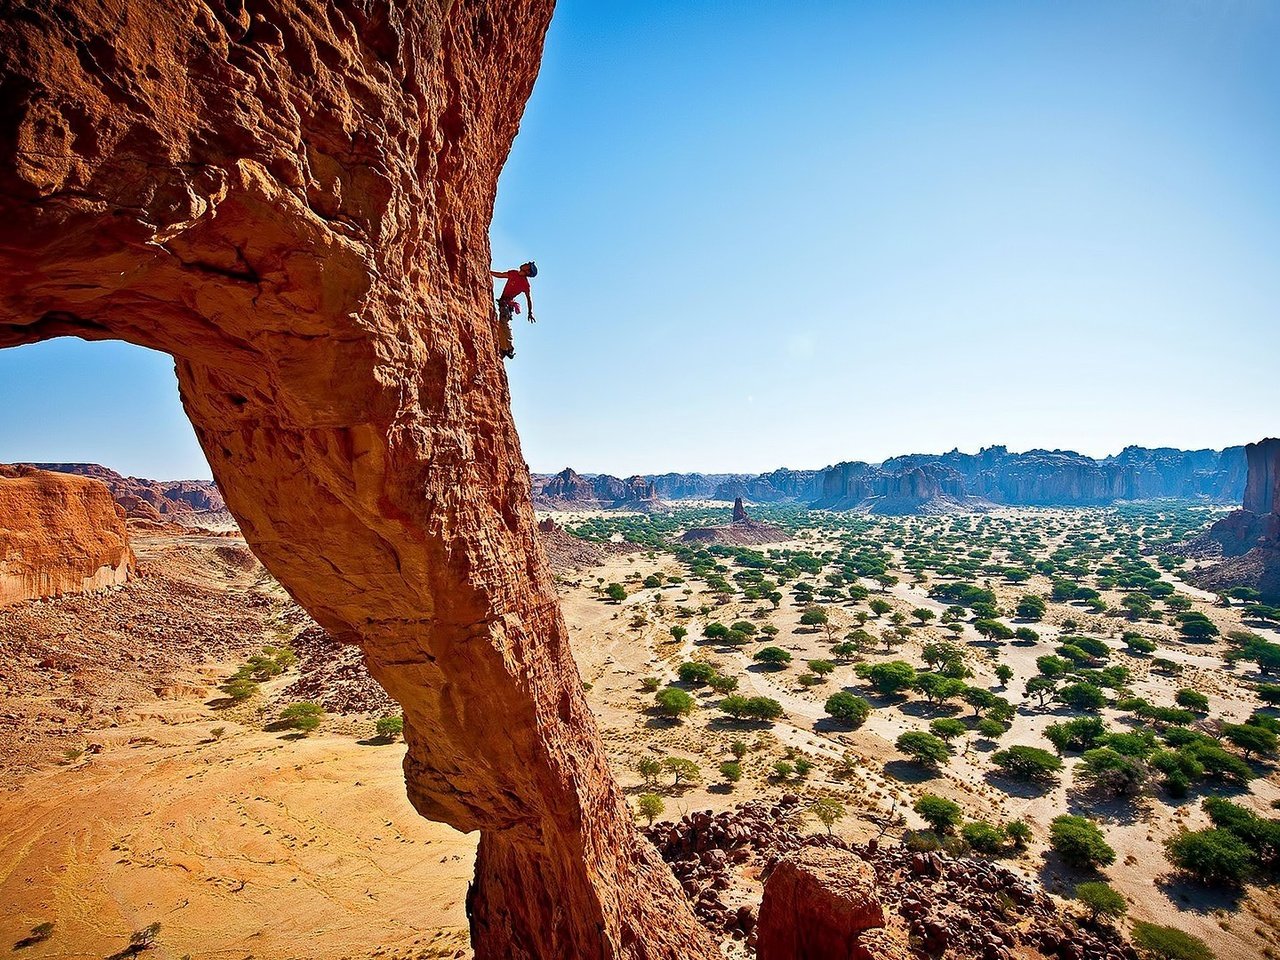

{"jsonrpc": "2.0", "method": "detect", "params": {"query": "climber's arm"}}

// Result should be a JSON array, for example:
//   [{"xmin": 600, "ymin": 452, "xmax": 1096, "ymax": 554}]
[{"xmin": 525, "ymin": 290, "xmax": 535, "ymax": 322}]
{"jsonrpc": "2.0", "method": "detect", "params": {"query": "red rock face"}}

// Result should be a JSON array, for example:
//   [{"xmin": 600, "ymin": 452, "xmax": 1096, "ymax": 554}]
[
  {"xmin": 0, "ymin": 3, "xmax": 713, "ymax": 958},
  {"xmin": 538, "ymin": 467, "xmax": 600, "ymax": 505},
  {"xmin": 33, "ymin": 463, "xmax": 225, "ymax": 517},
  {"xmin": 0, "ymin": 465, "xmax": 137, "ymax": 605},
  {"xmin": 756, "ymin": 847, "xmax": 904, "ymax": 960}
]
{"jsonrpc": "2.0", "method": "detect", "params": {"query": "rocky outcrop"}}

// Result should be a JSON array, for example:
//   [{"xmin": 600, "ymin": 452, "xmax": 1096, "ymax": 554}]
[
  {"xmin": 756, "ymin": 847, "xmax": 894, "ymax": 960},
  {"xmin": 31, "ymin": 463, "xmax": 225, "ymax": 519},
  {"xmin": 815, "ymin": 461, "xmax": 970, "ymax": 514},
  {"xmin": 537, "ymin": 517, "xmax": 608, "ymax": 573},
  {"xmin": 646, "ymin": 469, "xmax": 822, "ymax": 503},
  {"xmin": 0, "ymin": 3, "xmax": 711, "ymax": 959},
  {"xmin": 536, "ymin": 467, "xmax": 598, "ymax": 507},
  {"xmin": 0, "ymin": 465, "xmax": 137, "ymax": 605},
  {"xmin": 1244, "ymin": 438, "xmax": 1280, "ymax": 515},
  {"xmin": 681, "ymin": 498, "xmax": 788, "ymax": 545},
  {"xmin": 533, "ymin": 468, "xmax": 665, "ymax": 511},
  {"xmin": 647, "ymin": 796, "xmax": 1129, "ymax": 960},
  {"xmin": 1183, "ymin": 439, "xmax": 1280, "ymax": 602}
]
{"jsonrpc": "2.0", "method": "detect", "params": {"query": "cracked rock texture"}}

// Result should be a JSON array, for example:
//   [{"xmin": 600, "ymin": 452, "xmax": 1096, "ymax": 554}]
[
  {"xmin": 0, "ymin": 2, "xmax": 714, "ymax": 957},
  {"xmin": 0, "ymin": 464, "xmax": 137, "ymax": 605},
  {"xmin": 756, "ymin": 847, "xmax": 894, "ymax": 960}
]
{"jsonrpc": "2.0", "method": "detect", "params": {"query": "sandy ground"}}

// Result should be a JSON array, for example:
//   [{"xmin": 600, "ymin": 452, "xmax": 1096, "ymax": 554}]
[{"xmin": 0, "ymin": 673, "xmax": 476, "ymax": 960}]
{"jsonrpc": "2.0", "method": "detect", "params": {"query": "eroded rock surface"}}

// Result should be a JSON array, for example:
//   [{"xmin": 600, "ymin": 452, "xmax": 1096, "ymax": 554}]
[
  {"xmin": 533, "ymin": 467, "xmax": 666, "ymax": 511},
  {"xmin": 682, "ymin": 497, "xmax": 787, "ymax": 545},
  {"xmin": 756, "ymin": 847, "xmax": 891, "ymax": 960},
  {"xmin": 0, "ymin": 464, "xmax": 137, "ymax": 605},
  {"xmin": 0, "ymin": 2, "xmax": 712, "ymax": 957},
  {"xmin": 1183, "ymin": 438, "xmax": 1280, "ymax": 601},
  {"xmin": 648, "ymin": 797, "xmax": 1134, "ymax": 960},
  {"xmin": 32, "ymin": 462, "xmax": 225, "ymax": 518}
]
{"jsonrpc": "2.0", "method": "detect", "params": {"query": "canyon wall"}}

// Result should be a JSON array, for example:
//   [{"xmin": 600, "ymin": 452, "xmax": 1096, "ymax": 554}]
[
  {"xmin": 533, "ymin": 467, "xmax": 665, "ymax": 511},
  {"xmin": 1182, "ymin": 439, "xmax": 1280, "ymax": 602},
  {"xmin": 603, "ymin": 446, "xmax": 1245, "ymax": 512},
  {"xmin": 0, "ymin": 465, "xmax": 136, "ymax": 605},
  {"xmin": 822, "ymin": 446, "xmax": 1247, "ymax": 510},
  {"xmin": 0, "ymin": 2, "xmax": 712, "ymax": 958},
  {"xmin": 31, "ymin": 462, "xmax": 225, "ymax": 517},
  {"xmin": 1244, "ymin": 438, "xmax": 1280, "ymax": 516}
]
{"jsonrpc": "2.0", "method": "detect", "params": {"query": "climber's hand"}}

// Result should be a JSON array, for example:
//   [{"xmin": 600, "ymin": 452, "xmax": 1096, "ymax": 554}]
[{"xmin": 528, "ymin": 314, "xmax": 537, "ymax": 324}]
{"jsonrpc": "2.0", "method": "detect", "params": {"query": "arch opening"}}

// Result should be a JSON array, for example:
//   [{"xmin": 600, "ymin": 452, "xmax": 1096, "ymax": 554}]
[{"xmin": 0, "ymin": 1, "xmax": 715, "ymax": 957}]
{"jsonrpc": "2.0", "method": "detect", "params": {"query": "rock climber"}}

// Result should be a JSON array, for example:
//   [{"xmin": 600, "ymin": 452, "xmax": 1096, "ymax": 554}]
[{"xmin": 491, "ymin": 261, "xmax": 537, "ymax": 359}]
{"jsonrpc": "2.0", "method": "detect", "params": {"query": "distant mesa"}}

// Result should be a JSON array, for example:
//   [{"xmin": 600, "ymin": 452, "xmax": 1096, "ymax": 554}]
[
  {"xmin": 28, "ymin": 462, "xmax": 227, "ymax": 524},
  {"xmin": 1179, "ymin": 438, "xmax": 1280, "ymax": 602},
  {"xmin": 631, "ymin": 444, "xmax": 1250, "ymax": 516},
  {"xmin": 0, "ymin": 464, "xmax": 137, "ymax": 606},
  {"xmin": 681, "ymin": 497, "xmax": 788, "ymax": 545},
  {"xmin": 532, "ymin": 467, "xmax": 665, "ymax": 512}
]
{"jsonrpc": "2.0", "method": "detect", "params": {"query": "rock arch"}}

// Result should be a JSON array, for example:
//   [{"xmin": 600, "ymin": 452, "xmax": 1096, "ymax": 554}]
[{"xmin": 0, "ymin": 2, "xmax": 714, "ymax": 957}]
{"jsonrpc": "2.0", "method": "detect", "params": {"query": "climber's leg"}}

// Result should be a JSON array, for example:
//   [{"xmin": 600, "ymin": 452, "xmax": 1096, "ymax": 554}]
[{"xmin": 497, "ymin": 299, "xmax": 515, "ymax": 359}]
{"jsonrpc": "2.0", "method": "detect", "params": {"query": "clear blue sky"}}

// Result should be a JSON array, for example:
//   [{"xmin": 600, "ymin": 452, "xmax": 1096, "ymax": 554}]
[{"xmin": 3, "ymin": 0, "xmax": 1277, "ymax": 480}]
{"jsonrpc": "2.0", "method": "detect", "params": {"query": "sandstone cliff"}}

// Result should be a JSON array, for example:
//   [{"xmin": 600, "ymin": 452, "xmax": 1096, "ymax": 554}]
[
  {"xmin": 1183, "ymin": 439, "xmax": 1280, "ymax": 602},
  {"xmin": 31, "ymin": 462, "xmax": 225, "ymax": 518},
  {"xmin": 0, "ymin": 3, "xmax": 712, "ymax": 958},
  {"xmin": 533, "ymin": 467, "xmax": 665, "ymax": 511},
  {"xmin": 811, "ymin": 444, "xmax": 1245, "ymax": 512},
  {"xmin": 642, "ymin": 445, "xmax": 1245, "ymax": 513},
  {"xmin": 646, "ymin": 468, "xmax": 822, "ymax": 502},
  {"xmin": 0, "ymin": 465, "xmax": 137, "ymax": 606}
]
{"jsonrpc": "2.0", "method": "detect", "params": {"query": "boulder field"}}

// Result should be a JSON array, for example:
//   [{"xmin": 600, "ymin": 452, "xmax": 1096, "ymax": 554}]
[
  {"xmin": 0, "ymin": 2, "xmax": 712, "ymax": 957},
  {"xmin": 0, "ymin": 464, "xmax": 137, "ymax": 606}
]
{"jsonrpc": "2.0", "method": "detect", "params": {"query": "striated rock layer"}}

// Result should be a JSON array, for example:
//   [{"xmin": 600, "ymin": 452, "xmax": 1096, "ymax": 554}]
[
  {"xmin": 31, "ymin": 462, "xmax": 225, "ymax": 518},
  {"xmin": 0, "ymin": 464, "xmax": 137, "ymax": 606},
  {"xmin": 0, "ymin": 3, "xmax": 713, "ymax": 958}
]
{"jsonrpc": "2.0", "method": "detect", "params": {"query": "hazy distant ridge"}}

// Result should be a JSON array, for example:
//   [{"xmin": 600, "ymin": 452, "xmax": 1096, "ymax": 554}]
[{"xmin": 539, "ymin": 445, "xmax": 1248, "ymax": 511}]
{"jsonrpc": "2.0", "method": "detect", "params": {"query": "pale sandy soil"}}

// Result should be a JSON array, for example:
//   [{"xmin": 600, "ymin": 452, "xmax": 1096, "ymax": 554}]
[{"xmin": 0, "ymin": 673, "xmax": 476, "ymax": 960}]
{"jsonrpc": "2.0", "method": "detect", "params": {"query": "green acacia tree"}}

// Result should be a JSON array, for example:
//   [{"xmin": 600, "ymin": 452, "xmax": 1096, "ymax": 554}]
[
  {"xmin": 824, "ymin": 691, "xmax": 871, "ymax": 727},
  {"xmin": 810, "ymin": 797, "xmax": 846, "ymax": 835},
  {"xmin": 636, "ymin": 793, "xmax": 665, "ymax": 826},
  {"xmin": 1132, "ymin": 923, "xmax": 1214, "ymax": 960},
  {"xmin": 662, "ymin": 756, "xmax": 701, "ymax": 786},
  {"xmin": 1049, "ymin": 814, "xmax": 1115, "ymax": 869},
  {"xmin": 1074, "ymin": 881, "xmax": 1127, "ymax": 922},
  {"xmin": 897, "ymin": 731, "xmax": 950, "ymax": 767},
  {"xmin": 914, "ymin": 793, "xmax": 962, "ymax": 833},
  {"xmin": 654, "ymin": 686, "xmax": 695, "ymax": 720}
]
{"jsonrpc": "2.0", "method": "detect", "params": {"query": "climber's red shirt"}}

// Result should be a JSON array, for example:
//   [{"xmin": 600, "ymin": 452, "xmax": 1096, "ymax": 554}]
[{"xmin": 498, "ymin": 270, "xmax": 529, "ymax": 301}]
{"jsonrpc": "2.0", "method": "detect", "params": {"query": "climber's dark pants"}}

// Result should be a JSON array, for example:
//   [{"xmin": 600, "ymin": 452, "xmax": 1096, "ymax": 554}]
[{"xmin": 496, "ymin": 298, "xmax": 514, "ymax": 356}]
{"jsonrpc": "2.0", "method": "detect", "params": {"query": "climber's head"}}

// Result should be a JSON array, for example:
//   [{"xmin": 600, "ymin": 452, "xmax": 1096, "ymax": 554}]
[{"xmin": 520, "ymin": 261, "xmax": 538, "ymax": 278}]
